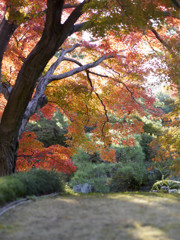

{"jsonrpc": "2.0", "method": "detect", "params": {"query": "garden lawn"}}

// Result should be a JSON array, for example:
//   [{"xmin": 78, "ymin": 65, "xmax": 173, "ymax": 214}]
[{"xmin": 0, "ymin": 192, "xmax": 180, "ymax": 240}]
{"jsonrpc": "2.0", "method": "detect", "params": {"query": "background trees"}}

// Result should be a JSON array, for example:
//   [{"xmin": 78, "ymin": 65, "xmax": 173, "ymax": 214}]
[{"xmin": 0, "ymin": 0, "xmax": 179, "ymax": 176}]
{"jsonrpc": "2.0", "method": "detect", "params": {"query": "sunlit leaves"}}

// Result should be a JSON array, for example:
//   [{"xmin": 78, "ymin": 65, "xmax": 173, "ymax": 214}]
[{"xmin": 17, "ymin": 131, "xmax": 76, "ymax": 174}]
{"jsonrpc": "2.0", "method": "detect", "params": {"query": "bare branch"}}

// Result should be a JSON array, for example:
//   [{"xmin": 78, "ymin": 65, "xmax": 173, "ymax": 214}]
[
  {"xmin": 62, "ymin": 0, "xmax": 90, "ymax": 37},
  {"xmin": 70, "ymin": 21, "xmax": 90, "ymax": 34},
  {"xmin": 62, "ymin": 57, "xmax": 109, "ymax": 136},
  {"xmin": 151, "ymin": 28, "xmax": 172, "ymax": 52},
  {"xmin": 172, "ymin": 0, "xmax": 180, "ymax": 9},
  {"xmin": 64, "ymin": 4, "xmax": 79, "ymax": 9},
  {"xmin": 88, "ymin": 71, "xmax": 110, "ymax": 78},
  {"xmin": 162, "ymin": 10, "xmax": 180, "ymax": 19},
  {"xmin": 102, "ymin": 63, "xmax": 140, "ymax": 105},
  {"xmin": 50, "ymin": 54, "xmax": 114, "ymax": 81},
  {"xmin": 44, "ymin": 44, "xmax": 80, "ymax": 76}
]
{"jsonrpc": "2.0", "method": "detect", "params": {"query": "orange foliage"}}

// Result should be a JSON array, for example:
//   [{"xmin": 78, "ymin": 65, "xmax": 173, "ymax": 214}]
[
  {"xmin": 17, "ymin": 132, "xmax": 76, "ymax": 174},
  {"xmin": 0, "ymin": 0, "xmax": 179, "ymax": 169}
]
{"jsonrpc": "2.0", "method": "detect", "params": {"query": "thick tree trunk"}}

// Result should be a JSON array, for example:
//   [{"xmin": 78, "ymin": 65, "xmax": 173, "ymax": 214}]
[
  {"xmin": 0, "ymin": 17, "xmax": 17, "ymax": 79},
  {"xmin": 0, "ymin": 0, "xmax": 86, "ymax": 176},
  {"xmin": 0, "ymin": 18, "xmax": 18, "ymax": 175},
  {"xmin": 0, "ymin": 133, "xmax": 18, "ymax": 176}
]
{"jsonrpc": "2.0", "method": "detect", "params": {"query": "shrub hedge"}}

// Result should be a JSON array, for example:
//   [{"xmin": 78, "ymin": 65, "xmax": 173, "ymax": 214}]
[{"xmin": 0, "ymin": 169, "xmax": 64, "ymax": 206}]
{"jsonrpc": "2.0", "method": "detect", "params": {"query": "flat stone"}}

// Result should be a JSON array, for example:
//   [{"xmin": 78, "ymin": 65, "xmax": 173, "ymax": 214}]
[{"xmin": 168, "ymin": 189, "xmax": 178, "ymax": 193}]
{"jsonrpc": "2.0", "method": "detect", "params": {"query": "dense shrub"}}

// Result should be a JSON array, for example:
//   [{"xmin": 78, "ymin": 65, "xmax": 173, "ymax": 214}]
[
  {"xmin": 140, "ymin": 133, "xmax": 154, "ymax": 161},
  {"xmin": 0, "ymin": 169, "xmax": 64, "ymax": 206},
  {"xmin": 110, "ymin": 161, "xmax": 146, "ymax": 192},
  {"xmin": 26, "ymin": 111, "xmax": 68, "ymax": 147},
  {"xmin": 13, "ymin": 169, "xmax": 65, "ymax": 195},
  {"xmin": 70, "ymin": 161, "xmax": 114, "ymax": 193},
  {"xmin": 70, "ymin": 148, "xmax": 148, "ymax": 193},
  {"xmin": 142, "ymin": 162, "xmax": 162, "ymax": 187},
  {"xmin": 0, "ymin": 178, "xmax": 26, "ymax": 205},
  {"xmin": 114, "ymin": 144, "xmax": 145, "ymax": 163}
]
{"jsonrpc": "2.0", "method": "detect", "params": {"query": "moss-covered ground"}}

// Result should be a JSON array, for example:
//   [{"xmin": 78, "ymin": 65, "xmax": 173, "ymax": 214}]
[{"xmin": 0, "ymin": 192, "xmax": 179, "ymax": 240}]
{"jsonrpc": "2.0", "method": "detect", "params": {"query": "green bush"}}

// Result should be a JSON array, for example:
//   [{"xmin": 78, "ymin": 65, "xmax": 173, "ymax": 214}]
[
  {"xmin": 0, "ymin": 169, "xmax": 64, "ymax": 206},
  {"xmin": 114, "ymin": 145, "xmax": 145, "ymax": 163},
  {"xmin": 0, "ymin": 177, "xmax": 26, "ymax": 205},
  {"xmin": 70, "ymin": 162, "xmax": 114, "ymax": 193},
  {"xmin": 110, "ymin": 161, "xmax": 146, "ymax": 192},
  {"xmin": 14, "ymin": 169, "xmax": 65, "ymax": 195},
  {"xmin": 140, "ymin": 133, "xmax": 154, "ymax": 161},
  {"xmin": 71, "ymin": 148, "xmax": 147, "ymax": 193},
  {"xmin": 90, "ymin": 177, "xmax": 110, "ymax": 193}
]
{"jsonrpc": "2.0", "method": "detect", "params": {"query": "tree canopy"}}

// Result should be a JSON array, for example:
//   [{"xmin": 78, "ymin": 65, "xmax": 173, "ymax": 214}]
[{"xmin": 0, "ymin": 0, "xmax": 179, "ymax": 176}]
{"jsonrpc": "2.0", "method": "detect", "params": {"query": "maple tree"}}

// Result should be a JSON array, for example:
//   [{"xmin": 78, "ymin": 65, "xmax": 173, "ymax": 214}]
[
  {"xmin": 0, "ymin": 0, "xmax": 179, "ymax": 176},
  {"xmin": 16, "ymin": 131, "xmax": 76, "ymax": 174}
]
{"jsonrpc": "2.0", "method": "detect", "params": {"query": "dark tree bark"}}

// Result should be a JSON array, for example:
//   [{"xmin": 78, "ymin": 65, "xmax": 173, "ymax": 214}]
[
  {"xmin": 0, "ymin": 17, "xmax": 17, "ymax": 80},
  {"xmin": 0, "ymin": 0, "xmax": 87, "ymax": 176}
]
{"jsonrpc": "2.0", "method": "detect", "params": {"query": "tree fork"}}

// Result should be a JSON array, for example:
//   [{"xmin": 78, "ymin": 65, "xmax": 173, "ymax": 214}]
[{"xmin": 0, "ymin": 0, "xmax": 86, "ymax": 176}]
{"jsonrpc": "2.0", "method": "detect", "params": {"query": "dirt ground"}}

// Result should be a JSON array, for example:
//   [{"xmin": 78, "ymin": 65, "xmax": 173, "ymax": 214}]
[{"xmin": 0, "ymin": 192, "xmax": 180, "ymax": 240}]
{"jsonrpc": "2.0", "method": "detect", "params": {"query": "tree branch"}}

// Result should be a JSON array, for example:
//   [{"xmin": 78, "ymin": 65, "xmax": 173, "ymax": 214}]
[
  {"xmin": 172, "ymin": 0, "xmax": 180, "ymax": 9},
  {"xmin": 102, "ymin": 63, "xmax": 141, "ymax": 105},
  {"xmin": 151, "ymin": 28, "xmax": 172, "ymax": 52},
  {"xmin": 0, "ymin": 81, "xmax": 13, "ymax": 100},
  {"xmin": 162, "ymin": 10, "xmax": 180, "ymax": 19},
  {"xmin": 50, "ymin": 54, "xmax": 114, "ymax": 81},
  {"xmin": 61, "ymin": 57, "xmax": 110, "ymax": 137},
  {"xmin": 70, "ymin": 21, "xmax": 90, "ymax": 35},
  {"xmin": 64, "ymin": 4, "xmax": 79, "ymax": 9},
  {"xmin": 45, "ymin": 44, "xmax": 80, "ymax": 76},
  {"xmin": 62, "ymin": 0, "xmax": 90, "ymax": 37}
]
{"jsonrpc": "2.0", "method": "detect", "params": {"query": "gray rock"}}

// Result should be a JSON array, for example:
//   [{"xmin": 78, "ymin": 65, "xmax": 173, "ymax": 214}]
[
  {"xmin": 81, "ymin": 183, "xmax": 92, "ymax": 193},
  {"xmin": 168, "ymin": 189, "xmax": 178, "ymax": 193},
  {"xmin": 73, "ymin": 184, "xmax": 82, "ymax": 193},
  {"xmin": 160, "ymin": 186, "xmax": 169, "ymax": 192},
  {"xmin": 151, "ymin": 190, "xmax": 159, "ymax": 192},
  {"xmin": 73, "ymin": 183, "xmax": 92, "ymax": 194}
]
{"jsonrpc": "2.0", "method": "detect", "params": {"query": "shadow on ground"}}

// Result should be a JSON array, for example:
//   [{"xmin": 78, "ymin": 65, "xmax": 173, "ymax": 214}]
[{"xmin": 0, "ymin": 192, "xmax": 179, "ymax": 240}]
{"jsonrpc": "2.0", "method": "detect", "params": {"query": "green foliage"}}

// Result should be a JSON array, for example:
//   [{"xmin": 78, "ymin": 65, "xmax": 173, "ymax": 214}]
[
  {"xmin": 140, "ymin": 133, "xmax": 154, "ymax": 161},
  {"xmin": 110, "ymin": 161, "xmax": 146, "ymax": 192},
  {"xmin": 70, "ymin": 149, "xmax": 147, "ymax": 193},
  {"xmin": 70, "ymin": 162, "xmax": 114, "ymax": 193},
  {"xmin": 71, "ymin": 149, "xmax": 92, "ymax": 167},
  {"xmin": 70, "ymin": 150, "xmax": 115, "ymax": 193},
  {"xmin": 114, "ymin": 144, "xmax": 145, "ymax": 163},
  {"xmin": 143, "ymin": 122, "xmax": 162, "ymax": 136},
  {"xmin": 83, "ymin": 0, "xmax": 166, "ymax": 37},
  {"xmin": 0, "ymin": 169, "xmax": 64, "ymax": 206},
  {"xmin": 0, "ymin": 178, "xmax": 26, "ymax": 205},
  {"xmin": 26, "ymin": 111, "xmax": 68, "ymax": 147},
  {"xmin": 155, "ymin": 92, "xmax": 175, "ymax": 114},
  {"xmin": 152, "ymin": 180, "xmax": 180, "ymax": 191},
  {"xmin": 13, "ymin": 169, "xmax": 65, "ymax": 196}
]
